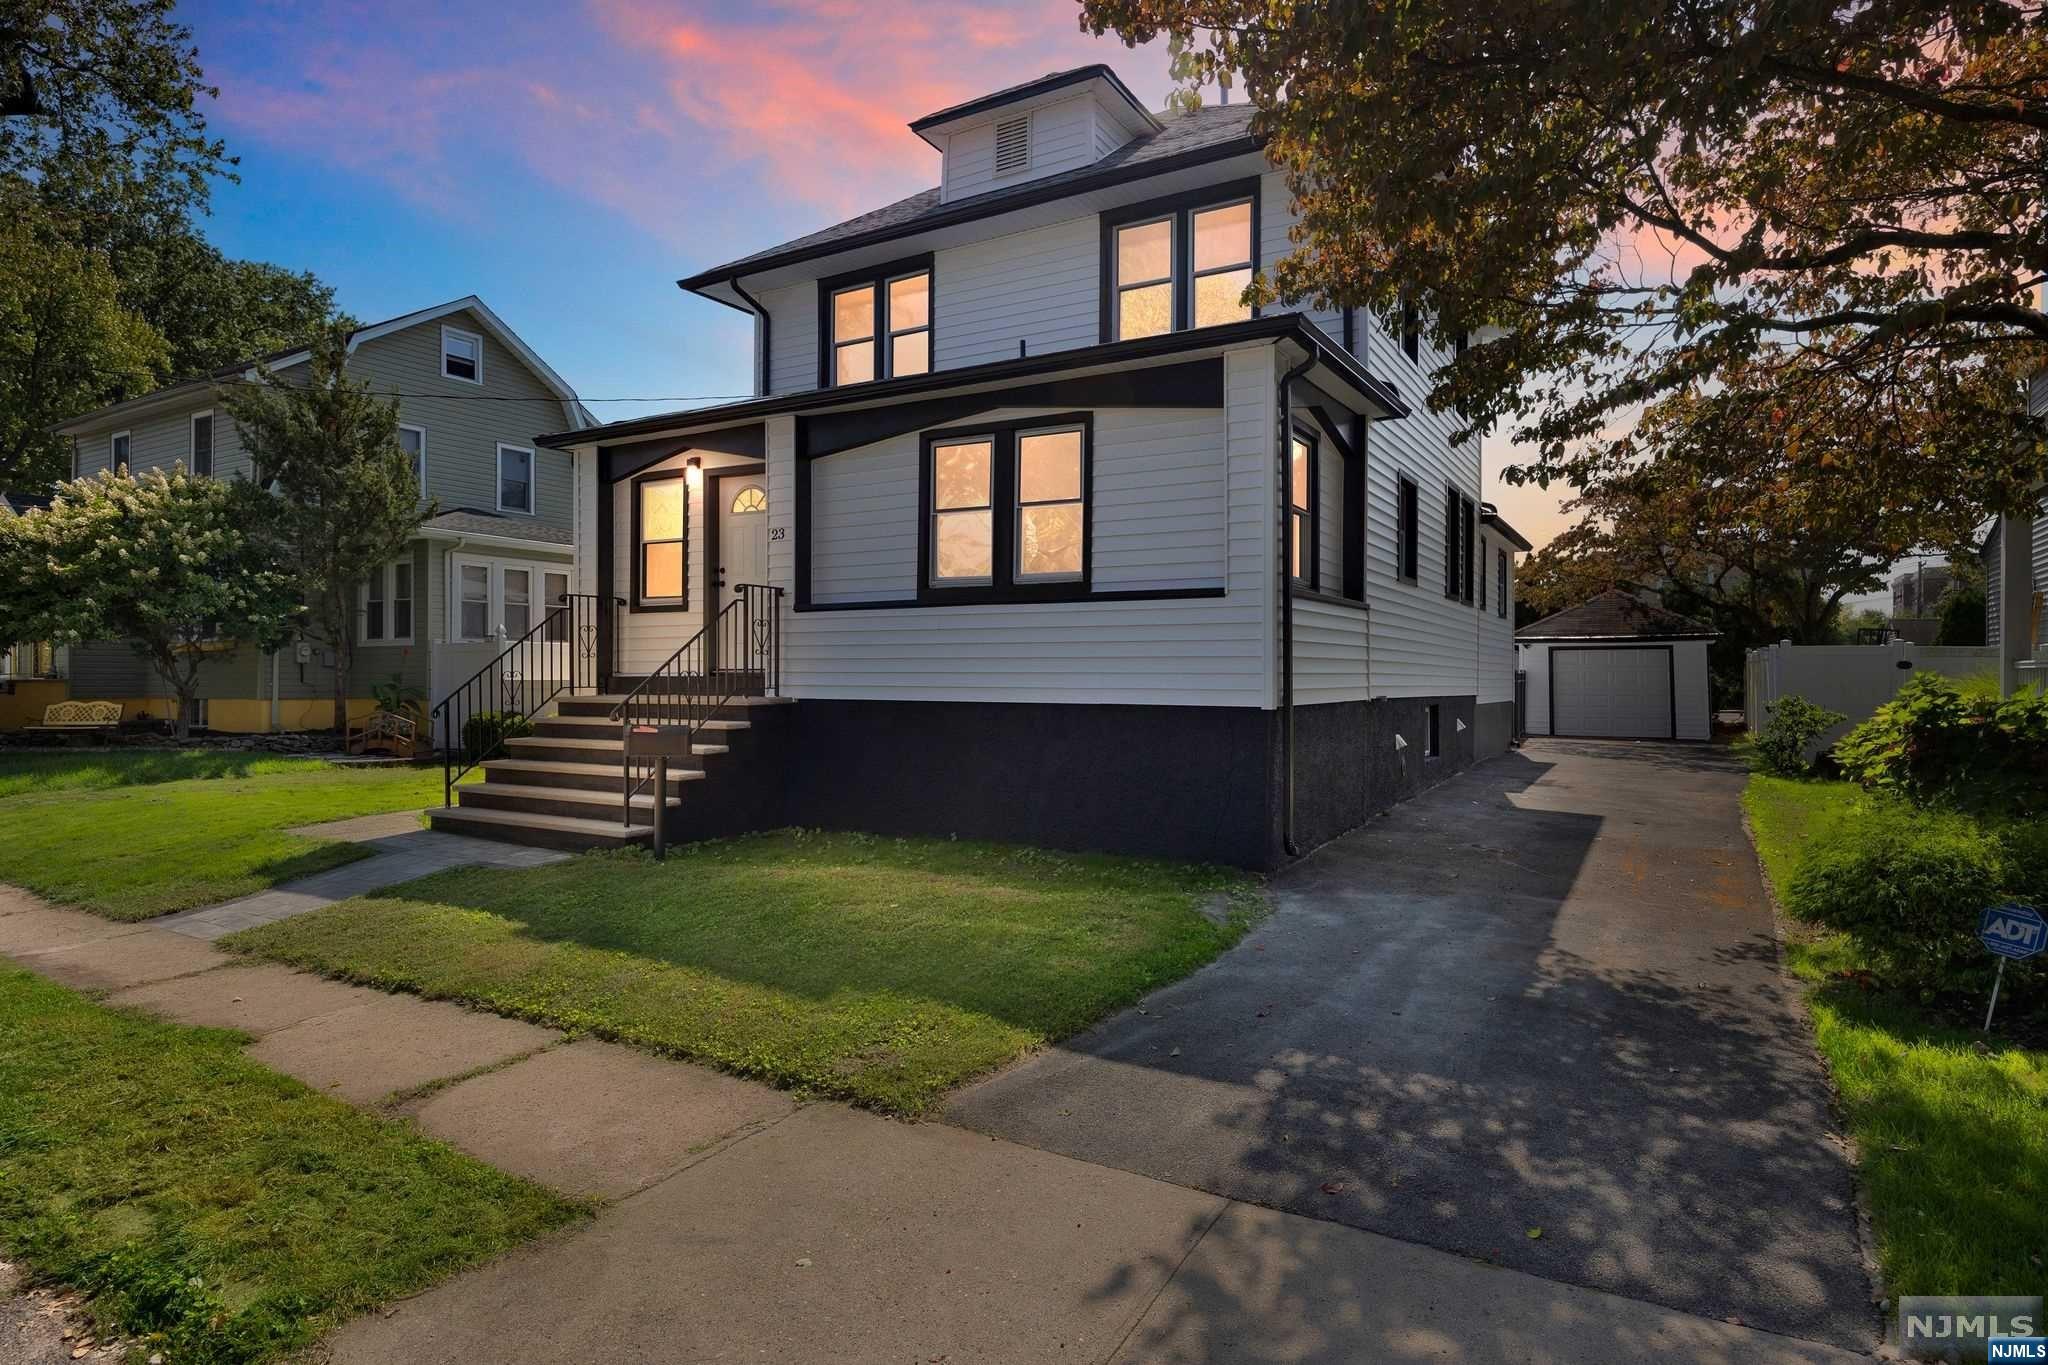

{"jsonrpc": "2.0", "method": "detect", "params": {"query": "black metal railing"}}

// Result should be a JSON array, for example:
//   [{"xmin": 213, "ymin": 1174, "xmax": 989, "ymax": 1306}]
[
  {"xmin": 610, "ymin": 583, "xmax": 782, "ymax": 826},
  {"xmin": 432, "ymin": 592, "xmax": 614, "ymax": 807}
]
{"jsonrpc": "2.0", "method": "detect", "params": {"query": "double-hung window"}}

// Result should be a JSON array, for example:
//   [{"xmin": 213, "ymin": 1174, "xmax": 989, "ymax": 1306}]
[
  {"xmin": 824, "ymin": 257, "xmax": 932, "ymax": 387},
  {"xmin": 110, "ymin": 430, "xmax": 131, "ymax": 471},
  {"xmin": 634, "ymin": 471, "xmax": 688, "ymax": 608},
  {"xmin": 458, "ymin": 563, "xmax": 490, "ymax": 639},
  {"xmin": 1104, "ymin": 181, "xmax": 1257, "ymax": 342},
  {"xmin": 190, "ymin": 411, "xmax": 214, "ymax": 477},
  {"xmin": 398, "ymin": 424, "xmax": 426, "ymax": 487},
  {"xmin": 361, "ymin": 559, "xmax": 414, "ymax": 644},
  {"xmin": 497, "ymin": 444, "xmax": 534, "ymax": 514},
  {"xmin": 1443, "ymin": 488, "xmax": 1476, "ymax": 603},
  {"xmin": 922, "ymin": 416, "xmax": 1090, "ymax": 600},
  {"xmin": 1288, "ymin": 429, "xmax": 1317, "ymax": 586},
  {"xmin": 441, "ymin": 326, "xmax": 482, "ymax": 383},
  {"xmin": 451, "ymin": 557, "xmax": 566, "ymax": 640}
]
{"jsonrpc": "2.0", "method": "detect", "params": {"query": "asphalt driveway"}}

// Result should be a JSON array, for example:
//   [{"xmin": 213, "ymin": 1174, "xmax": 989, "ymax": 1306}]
[{"xmin": 947, "ymin": 739, "xmax": 1874, "ymax": 1352}]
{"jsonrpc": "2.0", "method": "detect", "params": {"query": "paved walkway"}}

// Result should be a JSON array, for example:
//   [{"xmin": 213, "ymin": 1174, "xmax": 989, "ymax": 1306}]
[
  {"xmin": 950, "ymin": 740, "xmax": 1875, "ymax": 1352},
  {"xmin": 154, "ymin": 811, "xmax": 565, "ymax": 940},
  {"xmin": 0, "ymin": 764, "xmax": 1875, "ymax": 1364}
]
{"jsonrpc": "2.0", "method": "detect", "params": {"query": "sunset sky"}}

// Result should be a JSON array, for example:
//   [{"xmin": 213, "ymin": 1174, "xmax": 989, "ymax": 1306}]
[{"xmin": 184, "ymin": 0, "xmax": 1571, "ymax": 546}]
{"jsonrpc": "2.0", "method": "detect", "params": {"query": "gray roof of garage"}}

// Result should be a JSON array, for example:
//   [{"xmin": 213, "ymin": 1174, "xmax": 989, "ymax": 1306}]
[{"xmin": 1517, "ymin": 589, "xmax": 1717, "ymax": 640}]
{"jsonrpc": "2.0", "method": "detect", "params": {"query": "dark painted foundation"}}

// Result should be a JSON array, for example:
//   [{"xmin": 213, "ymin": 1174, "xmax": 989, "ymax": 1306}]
[
  {"xmin": 662, "ymin": 694, "xmax": 1486, "ymax": 871},
  {"xmin": 1473, "ymin": 699, "xmax": 1516, "ymax": 761}
]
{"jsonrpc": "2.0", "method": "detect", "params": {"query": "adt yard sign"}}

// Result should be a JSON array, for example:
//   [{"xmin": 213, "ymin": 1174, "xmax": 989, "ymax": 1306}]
[
  {"xmin": 1978, "ymin": 903, "xmax": 2044, "ymax": 1032},
  {"xmin": 1981, "ymin": 904, "xmax": 2046, "ymax": 961}
]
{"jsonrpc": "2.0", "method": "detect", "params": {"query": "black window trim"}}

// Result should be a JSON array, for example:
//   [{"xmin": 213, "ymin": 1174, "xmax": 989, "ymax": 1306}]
[
  {"xmin": 1461, "ymin": 492, "xmax": 1477, "ymax": 605},
  {"xmin": 1098, "ymin": 177, "xmax": 1262, "ymax": 344},
  {"xmin": 1497, "ymin": 547, "xmax": 1509, "ymax": 619},
  {"xmin": 1395, "ymin": 471, "xmax": 1420, "ymax": 584},
  {"xmin": 817, "ymin": 252, "xmax": 935, "ymax": 390},
  {"xmin": 189, "ymin": 409, "xmax": 214, "ymax": 478},
  {"xmin": 630, "ymin": 466, "xmax": 691, "ymax": 613},
  {"xmin": 916, "ymin": 411, "xmax": 1093, "ymax": 605},
  {"xmin": 1288, "ymin": 422, "xmax": 1320, "ymax": 591},
  {"xmin": 1479, "ymin": 533, "xmax": 1489, "ymax": 611}
]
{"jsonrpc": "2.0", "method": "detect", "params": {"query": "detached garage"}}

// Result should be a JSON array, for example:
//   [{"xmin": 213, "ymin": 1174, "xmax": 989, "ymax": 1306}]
[{"xmin": 1518, "ymin": 590, "xmax": 1715, "ymax": 740}]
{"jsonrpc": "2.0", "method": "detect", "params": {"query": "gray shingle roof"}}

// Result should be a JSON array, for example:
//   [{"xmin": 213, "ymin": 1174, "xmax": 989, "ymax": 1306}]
[
  {"xmin": 423, "ymin": 508, "xmax": 574, "ymax": 546},
  {"xmin": 683, "ymin": 102, "xmax": 1260, "ymax": 287},
  {"xmin": 1517, "ymin": 589, "xmax": 1717, "ymax": 640}
]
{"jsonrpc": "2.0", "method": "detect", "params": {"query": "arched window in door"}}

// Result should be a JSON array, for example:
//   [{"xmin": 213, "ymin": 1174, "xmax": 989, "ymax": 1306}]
[{"xmin": 729, "ymin": 484, "xmax": 767, "ymax": 514}]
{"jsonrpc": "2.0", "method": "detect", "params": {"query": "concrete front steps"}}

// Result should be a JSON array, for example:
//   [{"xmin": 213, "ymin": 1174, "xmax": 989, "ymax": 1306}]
[{"xmin": 427, "ymin": 693, "xmax": 792, "ymax": 852}]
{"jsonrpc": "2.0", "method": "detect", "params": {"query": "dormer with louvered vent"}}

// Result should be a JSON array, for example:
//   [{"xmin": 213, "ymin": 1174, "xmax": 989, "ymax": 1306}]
[{"xmin": 913, "ymin": 65, "xmax": 1163, "ymax": 204}]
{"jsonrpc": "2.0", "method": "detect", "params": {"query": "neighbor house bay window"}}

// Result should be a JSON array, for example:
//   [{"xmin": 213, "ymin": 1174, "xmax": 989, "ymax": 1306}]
[
  {"xmin": 921, "ymin": 416, "xmax": 1091, "ymax": 601},
  {"xmin": 459, "ymin": 564, "xmax": 490, "ymax": 640},
  {"xmin": 1105, "ymin": 183, "xmax": 1257, "ymax": 341},
  {"xmin": 824, "ymin": 258, "xmax": 933, "ymax": 387}
]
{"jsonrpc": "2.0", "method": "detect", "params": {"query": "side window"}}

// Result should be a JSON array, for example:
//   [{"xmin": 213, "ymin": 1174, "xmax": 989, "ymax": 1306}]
[
  {"xmin": 1396, "ymin": 474, "xmax": 1419, "ymax": 583},
  {"xmin": 497, "ymin": 445, "xmax": 534, "ymax": 514},
  {"xmin": 1287, "ymin": 430, "xmax": 1316, "ymax": 586},
  {"xmin": 190, "ymin": 411, "xmax": 214, "ymax": 477},
  {"xmin": 1401, "ymin": 297, "xmax": 1421, "ymax": 364},
  {"xmin": 398, "ymin": 425, "xmax": 426, "ymax": 487},
  {"xmin": 110, "ymin": 431, "xmax": 130, "ymax": 472},
  {"xmin": 1479, "ymin": 535, "xmax": 1489, "ymax": 611},
  {"xmin": 441, "ymin": 326, "xmax": 482, "ymax": 383},
  {"xmin": 1442, "ymin": 487, "xmax": 1461, "ymax": 599},
  {"xmin": 1460, "ymin": 495, "xmax": 1477, "ymax": 604},
  {"xmin": 1497, "ymin": 549, "xmax": 1509, "ymax": 619}
]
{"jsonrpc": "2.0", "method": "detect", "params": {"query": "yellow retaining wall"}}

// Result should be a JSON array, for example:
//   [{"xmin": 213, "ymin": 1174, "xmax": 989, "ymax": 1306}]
[{"xmin": 0, "ymin": 690, "xmax": 377, "ymax": 734}]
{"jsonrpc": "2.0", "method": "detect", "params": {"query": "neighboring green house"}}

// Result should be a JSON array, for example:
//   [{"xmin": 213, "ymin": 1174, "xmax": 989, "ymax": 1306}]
[{"xmin": 35, "ymin": 297, "xmax": 590, "ymax": 733}]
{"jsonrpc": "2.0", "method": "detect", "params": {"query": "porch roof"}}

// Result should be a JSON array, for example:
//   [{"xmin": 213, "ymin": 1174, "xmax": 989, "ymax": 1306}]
[{"xmin": 539, "ymin": 313, "xmax": 1408, "ymax": 453}]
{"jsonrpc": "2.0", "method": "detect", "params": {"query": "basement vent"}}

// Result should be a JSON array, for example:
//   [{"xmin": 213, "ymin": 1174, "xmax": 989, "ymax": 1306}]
[{"xmin": 993, "ymin": 114, "xmax": 1031, "ymax": 174}]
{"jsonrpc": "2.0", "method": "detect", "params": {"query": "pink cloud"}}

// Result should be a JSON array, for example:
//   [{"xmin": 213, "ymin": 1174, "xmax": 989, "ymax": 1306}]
[{"xmin": 203, "ymin": 0, "xmax": 1169, "ymax": 246}]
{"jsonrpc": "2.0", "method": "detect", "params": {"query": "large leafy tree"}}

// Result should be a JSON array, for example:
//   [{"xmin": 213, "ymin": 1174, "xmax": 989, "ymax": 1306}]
[
  {"xmin": 0, "ymin": 189, "xmax": 165, "ymax": 489},
  {"xmin": 221, "ymin": 321, "xmax": 428, "ymax": 731},
  {"xmin": 1080, "ymin": 0, "xmax": 2048, "ymax": 502},
  {"xmin": 0, "ymin": 467, "xmax": 298, "ymax": 737}
]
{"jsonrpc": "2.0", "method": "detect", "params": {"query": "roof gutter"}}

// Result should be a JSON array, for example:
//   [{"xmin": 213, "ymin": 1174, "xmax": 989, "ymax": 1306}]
[
  {"xmin": 729, "ymin": 275, "xmax": 770, "ymax": 398},
  {"xmin": 1277, "ymin": 351, "xmax": 1316, "ymax": 860}
]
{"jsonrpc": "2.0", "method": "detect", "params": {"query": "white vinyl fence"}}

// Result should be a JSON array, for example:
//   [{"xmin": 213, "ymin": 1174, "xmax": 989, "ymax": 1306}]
[{"xmin": 1744, "ymin": 642, "xmax": 1999, "ymax": 740}]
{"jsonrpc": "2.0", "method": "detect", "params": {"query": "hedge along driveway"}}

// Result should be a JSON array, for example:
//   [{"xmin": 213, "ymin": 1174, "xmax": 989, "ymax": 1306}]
[
  {"xmin": 1744, "ymin": 773, "xmax": 2048, "ymax": 1300},
  {"xmin": 225, "ymin": 831, "xmax": 1263, "ymax": 1114},
  {"xmin": 0, "ymin": 752, "xmax": 454, "ymax": 920}
]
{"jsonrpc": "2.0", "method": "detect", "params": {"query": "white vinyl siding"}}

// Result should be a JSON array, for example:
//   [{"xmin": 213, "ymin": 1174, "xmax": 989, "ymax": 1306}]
[
  {"xmin": 1293, "ymin": 596, "xmax": 1370, "ymax": 705},
  {"xmin": 941, "ymin": 94, "xmax": 1097, "ymax": 201},
  {"xmin": 933, "ymin": 214, "xmax": 1100, "ymax": 370},
  {"xmin": 761, "ymin": 279, "xmax": 819, "ymax": 396},
  {"xmin": 765, "ymin": 345, "xmax": 1278, "ymax": 706},
  {"xmin": 1478, "ymin": 548, "xmax": 1516, "ymax": 704}
]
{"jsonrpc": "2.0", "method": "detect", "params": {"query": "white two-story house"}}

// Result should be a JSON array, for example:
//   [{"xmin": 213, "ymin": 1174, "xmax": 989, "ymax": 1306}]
[
  {"xmin": 45, "ymin": 297, "xmax": 589, "ymax": 733},
  {"xmin": 435, "ymin": 66, "xmax": 1529, "ymax": 867}
]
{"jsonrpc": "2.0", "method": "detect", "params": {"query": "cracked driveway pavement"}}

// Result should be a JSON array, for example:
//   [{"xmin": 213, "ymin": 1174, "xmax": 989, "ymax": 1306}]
[{"xmin": 948, "ymin": 738, "xmax": 1875, "ymax": 1352}]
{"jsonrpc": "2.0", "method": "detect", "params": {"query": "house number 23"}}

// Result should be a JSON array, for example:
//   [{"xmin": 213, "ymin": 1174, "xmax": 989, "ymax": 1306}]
[{"xmin": 768, "ymin": 526, "xmax": 787, "ymax": 541}]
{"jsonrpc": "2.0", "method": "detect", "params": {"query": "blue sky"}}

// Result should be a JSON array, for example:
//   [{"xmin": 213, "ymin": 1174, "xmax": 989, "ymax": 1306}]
[{"xmin": 179, "ymin": 0, "xmax": 1578, "ymax": 543}]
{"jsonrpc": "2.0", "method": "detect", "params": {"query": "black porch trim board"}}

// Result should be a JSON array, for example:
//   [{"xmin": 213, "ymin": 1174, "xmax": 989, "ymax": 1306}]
[{"xmin": 603, "ymin": 424, "xmax": 764, "ymax": 484}]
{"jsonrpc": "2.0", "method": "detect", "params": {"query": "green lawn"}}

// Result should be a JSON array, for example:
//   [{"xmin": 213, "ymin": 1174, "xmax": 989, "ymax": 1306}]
[
  {"xmin": 0, "ymin": 751, "xmax": 451, "ymax": 919},
  {"xmin": 0, "ymin": 965, "xmax": 581, "ymax": 1364},
  {"xmin": 226, "ymin": 831, "xmax": 1261, "ymax": 1113},
  {"xmin": 1744, "ymin": 773, "xmax": 2048, "ymax": 1299}
]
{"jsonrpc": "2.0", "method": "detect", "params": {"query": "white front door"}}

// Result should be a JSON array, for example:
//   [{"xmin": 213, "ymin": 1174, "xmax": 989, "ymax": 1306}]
[{"xmin": 718, "ymin": 478, "xmax": 770, "ymax": 613}]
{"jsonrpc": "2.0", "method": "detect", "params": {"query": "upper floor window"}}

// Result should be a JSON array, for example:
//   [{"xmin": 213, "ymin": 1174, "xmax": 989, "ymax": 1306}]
[
  {"xmin": 189, "ymin": 411, "xmax": 213, "ymax": 477},
  {"xmin": 398, "ymin": 424, "xmax": 426, "ymax": 487},
  {"xmin": 822, "ymin": 257, "xmax": 932, "ymax": 387},
  {"xmin": 1104, "ymin": 182, "xmax": 1257, "ymax": 343},
  {"xmin": 110, "ymin": 430, "xmax": 130, "ymax": 471},
  {"xmin": 497, "ymin": 444, "xmax": 534, "ymax": 514},
  {"xmin": 441, "ymin": 326, "xmax": 483, "ymax": 384}
]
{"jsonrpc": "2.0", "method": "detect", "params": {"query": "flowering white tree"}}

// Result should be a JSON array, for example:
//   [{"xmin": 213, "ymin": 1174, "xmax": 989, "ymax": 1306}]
[{"xmin": 0, "ymin": 467, "xmax": 299, "ymax": 738}]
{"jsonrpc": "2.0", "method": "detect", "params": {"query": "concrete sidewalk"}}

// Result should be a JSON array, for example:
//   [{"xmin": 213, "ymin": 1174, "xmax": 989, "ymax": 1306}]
[{"xmin": 0, "ymin": 878, "xmax": 1871, "ymax": 1364}]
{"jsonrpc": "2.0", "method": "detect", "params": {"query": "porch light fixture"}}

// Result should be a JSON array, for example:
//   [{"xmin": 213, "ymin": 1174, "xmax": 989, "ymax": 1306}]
[{"xmin": 685, "ymin": 456, "xmax": 703, "ymax": 488}]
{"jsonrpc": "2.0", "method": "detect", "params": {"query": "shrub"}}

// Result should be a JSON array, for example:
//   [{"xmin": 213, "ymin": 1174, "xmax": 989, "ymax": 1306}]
[
  {"xmin": 461, "ymin": 710, "xmax": 532, "ymax": 763},
  {"xmin": 1754, "ymin": 694, "xmax": 1845, "ymax": 776},
  {"xmin": 1783, "ymin": 799, "xmax": 2027, "ymax": 999},
  {"xmin": 1833, "ymin": 675, "xmax": 2048, "ymax": 815}
]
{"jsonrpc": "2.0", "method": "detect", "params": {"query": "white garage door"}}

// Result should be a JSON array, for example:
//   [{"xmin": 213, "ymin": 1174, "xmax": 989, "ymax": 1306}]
[{"xmin": 1551, "ymin": 647, "xmax": 1673, "ymax": 738}]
